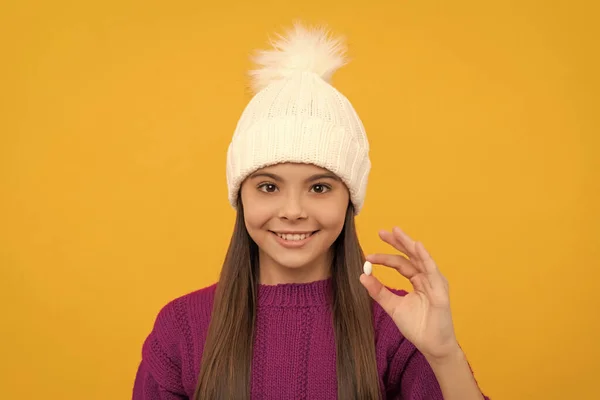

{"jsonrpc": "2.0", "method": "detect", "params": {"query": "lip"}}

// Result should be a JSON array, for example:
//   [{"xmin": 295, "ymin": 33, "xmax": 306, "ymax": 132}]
[
  {"xmin": 272, "ymin": 231, "xmax": 315, "ymax": 234},
  {"xmin": 270, "ymin": 230, "xmax": 318, "ymax": 249}
]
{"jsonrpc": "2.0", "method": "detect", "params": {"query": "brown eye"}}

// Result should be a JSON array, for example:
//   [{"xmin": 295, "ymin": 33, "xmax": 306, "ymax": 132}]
[
  {"xmin": 258, "ymin": 183, "xmax": 278, "ymax": 193},
  {"xmin": 311, "ymin": 184, "xmax": 331, "ymax": 194}
]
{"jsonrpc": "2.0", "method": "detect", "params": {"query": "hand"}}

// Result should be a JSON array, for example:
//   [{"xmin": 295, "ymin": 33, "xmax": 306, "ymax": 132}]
[{"xmin": 359, "ymin": 227, "xmax": 460, "ymax": 361}]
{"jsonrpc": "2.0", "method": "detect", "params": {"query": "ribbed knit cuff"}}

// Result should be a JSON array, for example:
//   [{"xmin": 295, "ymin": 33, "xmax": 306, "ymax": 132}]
[{"xmin": 226, "ymin": 116, "xmax": 370, "ymax": 213}]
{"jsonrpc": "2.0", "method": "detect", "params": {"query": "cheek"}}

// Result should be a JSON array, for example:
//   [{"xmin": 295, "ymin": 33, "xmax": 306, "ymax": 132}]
[
  {"xmin": 241, "ymin": 189, "xmax": 273, "ymax": 234},
  {"xmin": 323, "ymin": 211, "xmax": 346, "ymax": 233},
  {"xmin": 311, "ymin": 202, "xmax": 347, "ymax": 233},
  {"xmin": 243, "ymin": 205, "xmax": 272, "ymax": 232},
  {"xmin": 319, "ymin": 191, "xmax": 349, "ymax": 230}
]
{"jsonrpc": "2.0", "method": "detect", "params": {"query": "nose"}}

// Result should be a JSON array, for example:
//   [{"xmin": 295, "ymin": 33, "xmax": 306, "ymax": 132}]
[{"xmin": 278, "ymin": 192, "xmax": 307, "ymax": 220}]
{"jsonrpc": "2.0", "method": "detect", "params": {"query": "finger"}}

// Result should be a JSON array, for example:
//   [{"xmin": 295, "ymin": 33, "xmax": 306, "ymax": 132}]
[
  {"xmin": 378, "ymin": 229, "xmax": 410, "ymax": 256},
  {"xmin": 391, "ymin": 227, "xmax": 418, "ymax": 260},
  {"xmin": 409, "ymin": 273, "xmax": 429, "ymax": 293},
  {"xmin": 414, "ymin": 242, "xmax": 450, "ymax": 295},
  {"xmin": 379, "ymin": 227, "xmax": 425, "ymax": 272},
  {"xmin": 415, "ymin": 241, "xmax": 437, "ymax": 274},
  {"xmin": 366, "ymin": 253, "xmax": 419, "ymax": 279},
  {"xmin": 415, "ymin": 272, "xmax": 450, "ymax": 307},
  {"xmin": 359, "ymin": 273, "xmax": 401, "ymax": 318}
]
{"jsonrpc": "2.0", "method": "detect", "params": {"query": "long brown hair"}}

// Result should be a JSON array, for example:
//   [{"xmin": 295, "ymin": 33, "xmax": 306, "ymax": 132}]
[{"xmin": 194, "ymin": 201, "xmax": 381, "ymax": 399}]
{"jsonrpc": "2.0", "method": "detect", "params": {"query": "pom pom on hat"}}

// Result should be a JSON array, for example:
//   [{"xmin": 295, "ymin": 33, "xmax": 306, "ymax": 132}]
[
  {"xmin": 226, "ymin": 21, "xmax": 371, "ymax": 214},
  {"xmin": 248, "ymin": 22, "xmax": 349, "ymax": 94}
]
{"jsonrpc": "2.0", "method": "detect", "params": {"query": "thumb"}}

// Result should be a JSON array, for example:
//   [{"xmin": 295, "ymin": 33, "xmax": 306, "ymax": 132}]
[{"xmin": 359, "ymin": 273, "xmax": 399, "ymax": 319}]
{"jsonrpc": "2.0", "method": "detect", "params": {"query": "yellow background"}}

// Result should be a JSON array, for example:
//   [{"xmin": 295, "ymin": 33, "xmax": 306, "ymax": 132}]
[{"xmin": 1, "ymin": 1, "xmax": 598, "ymax": 399}]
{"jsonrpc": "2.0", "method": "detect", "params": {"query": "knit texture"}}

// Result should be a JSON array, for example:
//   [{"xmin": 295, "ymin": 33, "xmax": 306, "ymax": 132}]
[
  {"xmin": 132, "ymin": 278, "xmax": 489, "ymax": 399},
  {"xmin": 225, "ymin": 23, "xmax": 371, "ymax": 214}
]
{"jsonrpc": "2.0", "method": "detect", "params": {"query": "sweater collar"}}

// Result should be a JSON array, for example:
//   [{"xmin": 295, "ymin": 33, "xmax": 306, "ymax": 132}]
[{"xmin": 257, "ymin": 277, "xmax": 333, "ymax": 307}]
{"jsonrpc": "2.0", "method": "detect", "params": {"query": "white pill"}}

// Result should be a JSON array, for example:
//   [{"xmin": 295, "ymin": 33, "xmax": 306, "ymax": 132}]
[{"xmin": 363, "ymin": 261, "xmax": 372, "ymax": 276}]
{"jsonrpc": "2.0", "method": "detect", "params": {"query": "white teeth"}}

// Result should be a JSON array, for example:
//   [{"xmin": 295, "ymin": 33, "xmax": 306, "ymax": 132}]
[{"xmin": 276, "ymin": 232, "xmax": 312, "ymax": 241}]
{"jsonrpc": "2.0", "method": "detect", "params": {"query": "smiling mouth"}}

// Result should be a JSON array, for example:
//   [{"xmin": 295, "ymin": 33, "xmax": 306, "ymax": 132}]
[{"xmin": 270, "ymin": 231, "xmax": 319, "ymax": 242}]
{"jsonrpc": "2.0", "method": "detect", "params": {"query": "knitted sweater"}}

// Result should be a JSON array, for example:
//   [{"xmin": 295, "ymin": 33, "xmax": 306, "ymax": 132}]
[{"xmin": 132, "ymin": 278, "xmax": 488, "ymax": 399}]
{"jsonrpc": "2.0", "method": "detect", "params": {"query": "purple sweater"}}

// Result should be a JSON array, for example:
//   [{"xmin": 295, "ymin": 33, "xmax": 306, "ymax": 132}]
[{"xmin": 133, "ymin": 278, "xmax": 487, "ymax": 399}]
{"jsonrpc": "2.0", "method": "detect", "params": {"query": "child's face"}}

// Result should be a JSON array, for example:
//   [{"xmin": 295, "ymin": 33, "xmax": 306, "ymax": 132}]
[{"xmin": 240, "ymin": 162, "xmax": 350, "ymax": 282}]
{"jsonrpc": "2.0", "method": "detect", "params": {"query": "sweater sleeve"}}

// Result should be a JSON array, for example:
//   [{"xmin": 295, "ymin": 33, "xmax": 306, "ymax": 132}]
[
  {"xmin": 379, "ymin": 288, "xmax": 490, "ymax": 400},
  {"xmin": 397, "ymin": 349, "xmax": 444, "ymax": 399},
  {"xmin": 133, "ymin": 360, "xmax": 187, "ymax": 400},
  {"xmin": 390, "ymin": 344, "xmax": 491, "ymax": 400},
  {"xmin": 132, "ymin": 299, "xmax": 189, "ymax": 400}
]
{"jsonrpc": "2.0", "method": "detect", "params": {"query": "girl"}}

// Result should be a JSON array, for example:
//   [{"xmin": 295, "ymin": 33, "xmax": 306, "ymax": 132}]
[{"xmin": 133, "ymin": 22, "xmax": 489, "ymax": 400}]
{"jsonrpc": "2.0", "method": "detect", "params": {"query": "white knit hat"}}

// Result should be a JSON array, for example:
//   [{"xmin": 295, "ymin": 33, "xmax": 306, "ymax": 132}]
[{"xmin": 226, "ymin": 22, "xmax": 371, "ymax": 214}]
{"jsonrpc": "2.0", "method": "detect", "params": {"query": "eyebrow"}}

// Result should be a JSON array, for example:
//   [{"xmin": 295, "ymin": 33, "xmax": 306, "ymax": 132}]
[{"xmin": 249, "ymin": 172, "xmax": 340, "ymax": 183}]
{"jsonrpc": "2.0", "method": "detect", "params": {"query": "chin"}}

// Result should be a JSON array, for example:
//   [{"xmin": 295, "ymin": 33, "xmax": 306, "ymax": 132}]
[{"xmin": 269, "ymin": 254, "xmax": 318, "ymax": 270}]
